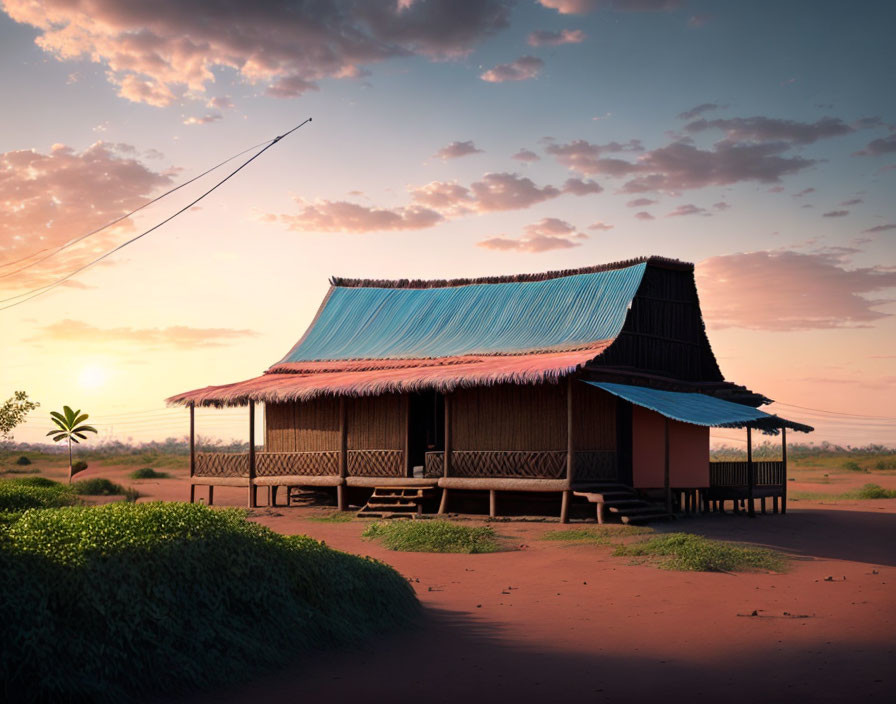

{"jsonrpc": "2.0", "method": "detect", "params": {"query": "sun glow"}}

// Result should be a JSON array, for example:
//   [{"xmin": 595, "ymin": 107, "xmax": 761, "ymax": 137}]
[{"xmin": 78, "ymin": 363, "xmax": 108, "ymax": 389}]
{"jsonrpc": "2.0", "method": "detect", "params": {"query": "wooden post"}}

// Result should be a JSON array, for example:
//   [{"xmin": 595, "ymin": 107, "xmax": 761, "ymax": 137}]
[
  {"xmin": 489, "ymin": 490, "xmax": 496, "ymax": 518},
  {"xmin": 403, "ymin": 393, "xmax": 410, "ymax": 477},
  {"xmin": 338, "ymin": 397, "xmax": 347, "ymax": 511},
  {"xmin": 444, "ymin": 394, "xmax": 451, "ymax": 478},
  {"xmin": 189, "ymin": 402, "xmax": 195, "ymax": 504},
  {"xmin": 781, "ymin": 427, "xmax": 788, "ymax": 515},
  {"xmin": 248, "ymin": 403, "xmax": 256, "ymax": 509},
  {"xmin": 746, "ymin": 426, "xmax": 755, "ymax": 517},
  {"xmin": 566, "ymin": 376, "xmax": 574, "ymax": 484},
  {"xmin": 208, "ymin": 485, "xmax": 214, "ymax": 506},
  {"xmin": 664, "ymin": 418, "xmax": 671, "ymax": 514},
  {"xmin": 560, "ymin": 490, "xmax": 570, "ymax": 524},
  {"xmin": 596, "ymin": 501, "xmax": 605, "ymax": 525}
]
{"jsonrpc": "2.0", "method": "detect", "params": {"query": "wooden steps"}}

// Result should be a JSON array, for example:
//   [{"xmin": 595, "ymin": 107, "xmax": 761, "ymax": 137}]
[
  {"xmin": 574, "ymin": 483, "xmax": 674, "ymax": 525},
  {"xmin": 357, "ymin": 486, "xmax": 437, "ymax": 519}
]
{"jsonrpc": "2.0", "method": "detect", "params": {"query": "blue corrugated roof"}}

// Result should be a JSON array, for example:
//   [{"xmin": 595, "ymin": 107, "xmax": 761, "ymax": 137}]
[
  {"xmin": 282, "ymin": 263, "xmax": 647, "ymax": 361},
  {"xmin": 585, "ymin": 381, "xmax": 775, "ymax": 428}
]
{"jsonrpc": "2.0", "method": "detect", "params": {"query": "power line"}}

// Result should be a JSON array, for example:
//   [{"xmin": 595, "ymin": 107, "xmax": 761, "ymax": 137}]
[
  {"xmin": 0, "ymin": 118, "xmax": 311, "ymax": 311},
  {"xmin": 770, "ymin": 400, "xmax": 896, "ymax": 421},
  {"xmin": 0, "ymin": 137, "xmax": 275, "ymax": 275}
]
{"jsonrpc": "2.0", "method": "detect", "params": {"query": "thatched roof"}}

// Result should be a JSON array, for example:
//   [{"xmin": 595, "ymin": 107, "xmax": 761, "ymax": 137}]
[{"xmin": 167, "ymin": 257, "xmax": 711, "ymax": 407}]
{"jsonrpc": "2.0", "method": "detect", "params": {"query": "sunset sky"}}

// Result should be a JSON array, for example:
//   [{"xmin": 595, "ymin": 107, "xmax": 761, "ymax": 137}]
[{"xmin": 2, "ymin": 0, "xmax": 895, "ymax": 449}]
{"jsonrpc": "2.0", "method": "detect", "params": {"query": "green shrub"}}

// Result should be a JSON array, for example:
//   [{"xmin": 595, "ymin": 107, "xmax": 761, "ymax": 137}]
[
  {"xmin": 856, "ymin": 483, "xmax": 896, "ymax": 499},
  {"xmin": 71, "ymin": 460, "xmax": 88, "ymax": 473},
  {"xmin": 363, "ymin": 520, "xmax": 500, "ymax": 553},
  {"xmin": 612, "ymin": 533, "xmax": 786, "ymax": 572},
  {"xmin": 543, "ymin": 525, "xmax": 653, "ymax": 543},
  {"xmin": 0, "ymin": 502, "xmax": 419, "ymax": 701},
  {"xmin": 71, "ymin": 478, "xmax": 140, "ymax": 503},
  {"xmin": 0, "ymin": 478, "xmax": 77, "ymax": 513},
  {"xmin": 874, "ymin": 459, "xmax": 896, "ymax": 470},
  {"xmin": 14, "ymin": 456, "xmax": 31, "ymax": 466},
  {"xmin": 129, "ymin": 467, "xmax": 170, "ymax": 479},
  {"xmin": 841, "ymin": 461, "xmax": 869, "ymax": 473}
]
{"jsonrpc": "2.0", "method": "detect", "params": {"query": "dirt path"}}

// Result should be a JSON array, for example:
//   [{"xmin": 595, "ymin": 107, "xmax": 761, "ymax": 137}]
[{"xmin": 10, "ymin": 462, "xmax": 896, "ymax": 702}]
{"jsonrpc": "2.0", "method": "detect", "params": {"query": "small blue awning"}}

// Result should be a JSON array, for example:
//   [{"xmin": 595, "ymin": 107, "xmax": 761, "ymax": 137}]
[{"xmin": 584, "ymin": 381, "xmax": 813, "ymax": 434}]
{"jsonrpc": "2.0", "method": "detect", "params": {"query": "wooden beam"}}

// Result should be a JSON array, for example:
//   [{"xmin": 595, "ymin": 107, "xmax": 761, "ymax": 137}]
[
  {"xmin": 664, "ymin": 418, "xmax": 671, "ymax": 514},
  {"xmin": 248, "ymin": 403, "xmax": 256, "ymax": 509},
  {"xmin": 746, "ymin": 426, "xmax": 755, "ymax": 517},
  {"xmin": 566, "ymin": 376, "xmax": 574, "ymax": 484},
  {"xmin": 189, "ymin": 402, "xmax": 195, "ymax": 504},
  {"xmin": 781, "ymin": 427, "xmax": 788, "ymax": 515}
]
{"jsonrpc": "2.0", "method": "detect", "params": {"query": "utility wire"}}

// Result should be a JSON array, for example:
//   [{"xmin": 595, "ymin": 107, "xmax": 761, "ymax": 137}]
[
  {"xmin": 0, "ymin": 137, "xmax": 276, "ymax": 275},
  {"xmin": 769, "ymin": 400, "xmax": 896, "ymax": 421},
  {"xmin": 0, "ymin": 118, "xmax": 311, "ymax": 311}
]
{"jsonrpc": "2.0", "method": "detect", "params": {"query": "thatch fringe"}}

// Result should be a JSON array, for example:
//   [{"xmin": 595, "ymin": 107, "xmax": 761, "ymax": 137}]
[{"xmin": 330, "ymin": 255, "xmax": 692, "ymax": 289}]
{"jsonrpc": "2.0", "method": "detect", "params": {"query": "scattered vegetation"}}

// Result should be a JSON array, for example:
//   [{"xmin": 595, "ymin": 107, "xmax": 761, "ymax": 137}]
[
  {"xmin": 856, "ymin": 483, "xmax": 896, "ymax": 499},
  {"xmin": 874, "ymin": 459, "xmax": 896, "ymax": 470},
  {"xmin": 543, "ymin": 525, "xmax": 653, "ymax": 544},
  {"xmin": 0, "ymin": 502, "xmax": 419, "ymax": 702},
  {"xmin": 129, "ymin": 467, "xmax": 170, "ymax": 480},
  {"xmin": 14, "ymin": 456, "xmax": 31, "ymax": 466},
  {"xmin": 790, "ymin": 483, "xmax": 896, "ymax": 502},
  {"xmin": 841, "ymin": 461, "xmax": 870, "ymax": 473},
  {"xmin": 71, "ymin": 460, "xmax": 88, "ymax": 474},
  {"xmin": 613, "ymin": 532, "xmax": 786, "ymax": 572},
  {"xmin": 72, "ymin": 477, "xmax": 140, "ymax": 502},
  {"xmin": 307, "ymin": 511, "xmax": 354, "ymax": 523},
  {"xmin": 363, "ymin": 520, "xmax": 501, "ymax": 553}
]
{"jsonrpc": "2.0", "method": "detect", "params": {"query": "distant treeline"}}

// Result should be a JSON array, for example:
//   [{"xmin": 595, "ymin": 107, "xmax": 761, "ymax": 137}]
[
  {"xmin": 710, "ymin": 441, "xmax": 896, "ymax": 461},
  {"xmin": 1, "ymin": 437, "xmax": 250, "ymax": 457}
]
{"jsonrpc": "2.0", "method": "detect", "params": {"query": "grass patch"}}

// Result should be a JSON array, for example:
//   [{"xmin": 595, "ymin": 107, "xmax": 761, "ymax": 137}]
[
  {"xmin": 363, "ymin": 520, "xmax": 501, "ymax": 553},
  {"xmin": 613, "ymin": 533, "xmax": 786, "ymax": 572},
  {"xmin": 856, "ymin": 483, "xmax": 896, "ymax": 499},
  {"xmin": 129, "ymin": 467, "xmax": 171, "ymax": 479},
  {"xmin": 0, "ymin": 502, "xmax": 419, "ymax": 702},
  {"xmin": 72, "ymin": 477, "xmax": 140, "ymax": 502},
  {"xmin": 841, "ymin": 461, "xmax": 870, "ymax": 473},
  {"xmin": 790, "ymin": 483, "xmax": 896, "ymax": 502},
  {"xmin": 307, "ymin": 511, "xmax": 354, "ymax": 523},
  {"xmin": 543, "ymin": 525, "xmax": 653, "ymax": 544}
]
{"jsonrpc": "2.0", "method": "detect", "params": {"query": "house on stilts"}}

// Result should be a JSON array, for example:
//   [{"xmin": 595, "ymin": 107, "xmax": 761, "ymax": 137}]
[{"xmin": 167, "ymin": 256, "xmax": 812, "ymax": 523}]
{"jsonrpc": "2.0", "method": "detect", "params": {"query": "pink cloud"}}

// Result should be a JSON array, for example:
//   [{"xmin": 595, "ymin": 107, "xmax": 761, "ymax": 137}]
[
  {"xmin": 863, "ymin": 224, "xmax": 896, "ymax": 233},
  {"xmin": 667, "ymin": 203, "xmax": 709, "ymax": 217},
  {"xmin": 28, "ymin": 319, "xmax": 257, "ymax": 348},
  {"xmin": 685, "ymin": 115, "xmax": 855, "ymax": 144},
  {"xmin": 854, "ymin": 133, "xmax": 896, "ymax": 156},
  {"xmin": 545, "ymin": 139, "xmax": 643, "ymax": 174},
  {"xmin": 538, "ymin": 1, "xmax": 683, "ymax": 13},
  {"xmin": 4, "ymin": 0, "xmax": 510, "ymax": 105},
  {"xmin": 481, "ymin": 56, "xmax": 544, "ymax": 83},
  {"xmin": 822, "ymin": 210, "xmax": 849, "ymax": 218},
  {"xmin": 697, "ymin": 250, "xmax": 896, "ymax": 330},
  {"xmin": 478, "ymin": 216, "xmax": 587, "ymax": 253},
  {"xmin": 276, "ymin": 199, "xmax": 443, "ymax": 233},
  {"xmin": 561, "ymin": 177, "xmax": 603, "ymax": 195},
  {"xmin": 528, "ymin": 29, "xmax": 586, "ymax": 46},
  {"xmin": 207, "ymin": 95, "xmax": 234, "ymax": 110},
  {"xmin": 634, "ymin": 211, "xmax": 654, "ymax": 220},
  {"xmin": 626, "ymin": 197, "xmax": 656, "ymax": 207},
  {"xmin": 511, "ymin": 148, "xmax": 540, "ymax": 162},
  {"xmin": 713, "ymin": 201, "xmax": 731, "ymax": 210},
  {"xmin": 0, "ymin": 142, "xmax": 172, "ymax": 289},
  {"xmin": 434, "ymin": 140, "xmax": 483, "ymax": 160},
  {"xmin": 588, "ymin": 221, "xmax": 614, "ymax": 231},
  {"xmin": 840, "ymin": 198, "xmax": 863, "ymax": 206},
  {"xmin": 677, "ymin": 103, "xmax": 724, "ymax": 120},
  {"xmin": 182, "ymin": 112, "xmax": 222, "ymax": 125}
]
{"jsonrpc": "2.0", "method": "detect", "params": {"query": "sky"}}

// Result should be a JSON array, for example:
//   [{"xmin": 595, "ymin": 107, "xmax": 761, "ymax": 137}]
[{"xmin": 1, "ymin": 0, "xmax": 895, "ymax": 449}]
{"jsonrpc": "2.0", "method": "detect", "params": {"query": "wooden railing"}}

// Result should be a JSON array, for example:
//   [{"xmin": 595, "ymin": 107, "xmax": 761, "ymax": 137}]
[
  {"xmin": 195, "ymin": 452, "xmax": 249, "ymax": 478},
  {"xmin": 450, "ymin": 450, "xmax": 567, "ymax": 479},
  {"xmin": 709, "ymin": 460, "xmax": 784, "ymax": 487},
  {"xmin": 424, "ymin": 451, "xmax": 444, "ymax": 478},
  {"xmin": 255, "ymin": 451, "xmax": 339, "ymax": 476},
  {"xmin": 347, "ymin": 449, "xmax": 405, "ymax": 477}
]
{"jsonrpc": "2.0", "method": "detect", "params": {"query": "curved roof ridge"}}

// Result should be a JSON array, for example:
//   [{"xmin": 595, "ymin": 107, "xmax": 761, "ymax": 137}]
[{"xmin": 329, "ymin": 255, "xmax": 692, "ymax": 290}]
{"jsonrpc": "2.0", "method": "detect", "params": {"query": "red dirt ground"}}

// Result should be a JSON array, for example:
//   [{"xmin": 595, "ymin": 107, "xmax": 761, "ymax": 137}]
[{"xmin": 21, "ymin": 463, "xmax": 896, "ymax": 702}]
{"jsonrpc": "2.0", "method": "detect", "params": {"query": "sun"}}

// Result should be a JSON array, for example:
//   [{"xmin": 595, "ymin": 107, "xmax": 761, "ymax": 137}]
[{"xmin": 78, "ymin": 364, "xmax": 108, "ymax": 390}]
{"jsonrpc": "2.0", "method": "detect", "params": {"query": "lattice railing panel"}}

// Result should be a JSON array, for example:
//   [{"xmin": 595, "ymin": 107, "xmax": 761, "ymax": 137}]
[
  {"xmin": 256, "ymin": 451, "xmax": 339, "ymax": 476},
  {"xmin": 573, "ymin": 451, "xmax": 617, "ymax": 483},
  {"xmin": 710, "ymin": 461, "xmax": 783, "ymax": 487},
  {"xmin": 424, "ymin": 451, "xmax": 444, "ymax": 478},
  {"xmin": 347, "ymin": 449, "xmax": 405, "ymax": 477},
  {"xmin": 450, "ymin": 450, "xmax": 567, "ymax": 479},
  {"xmin": 195, "ymin": 453, "xmax": 249, "ymax": 478}
]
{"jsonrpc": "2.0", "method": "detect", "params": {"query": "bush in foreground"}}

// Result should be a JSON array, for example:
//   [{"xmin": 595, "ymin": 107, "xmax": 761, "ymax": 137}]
[
  {"xmin": 0, "ymin": 502, "xmax": 419, "ymax": 702},
  {"xmin": 363, "ymin": 520, "xmax": 500, "ymax": 553},
  {"xmin": 129, "ymin": 467, "xmax": 170, "ymax": 479},
  {"xmin": 0, "ymin": 478, "xmax": 77, "ymax": 518},
  {"xmin": 613, "ymin": 533, "xmax": 786, "ymax": 572}
]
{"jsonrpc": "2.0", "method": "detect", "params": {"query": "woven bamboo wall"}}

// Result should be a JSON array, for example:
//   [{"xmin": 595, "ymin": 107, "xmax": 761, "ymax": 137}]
[
  {"xmin": 264, "ymin": 398, "xmax": 340, "ymax": 452},
  {"xmin": 590, "ymin": 265, "xmax": 723, "ymax": 382},
  {"xmin": 452, "ymin": 383, "xmax": 566, "ymax": 451},
  {"xmin": 347, "ymin": 393, "xmax": 405, "ymax": 450},
  {"xmin": 573, "ymin": 383, "xmax": 616, "ymax": 451}
]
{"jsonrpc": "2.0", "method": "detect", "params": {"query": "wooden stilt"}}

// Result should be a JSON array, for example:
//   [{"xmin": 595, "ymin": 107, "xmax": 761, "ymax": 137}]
[
  {"xmin": 761, "ymin": 496, "xmax": 766, "ymax": 514},
  {"xmin": 746, "ymin": 426, "xmax": 755, "ymax": 518},
  {"xmin": 772, "ymin": 495, "xmax": 778, "ymax": 514},
  {"xmin": 781, "ymin": 427, "xmax": 788, "ymax": 515},
  {"xmin": 560, "ymin": 490, "xmax": 570, "ymax": 523},
  {"xmin": 248, "ymin": 403, "xmax": 256, "ymax": 509},
  {"xmin": 267, "ymin": 486, "xmax": 272, "ymax": 507},
  {"xmin": 189, "ymin": 402, "xmax": 195, "ymax": 503},
  {"xmin": 596, "ymin": 501, "xmax": 605, "ymax": 525},
  {"xmin": 438, "ymin": 488, "xmax": 448, "ymax": 515},
  {"xmin": 489, "ymin": 490, "xmax": 496, "ymax": 518},
  {"xmin": 208, "ymin": 485, "xmax": 214, "ymax": 506},
  {"xmin": 337, "ymin": 484, "xmax": 345, "ymax": 511},
  {"xmin": 271, "ymin": 486, "xmax": 278, "ymax": 507}
]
